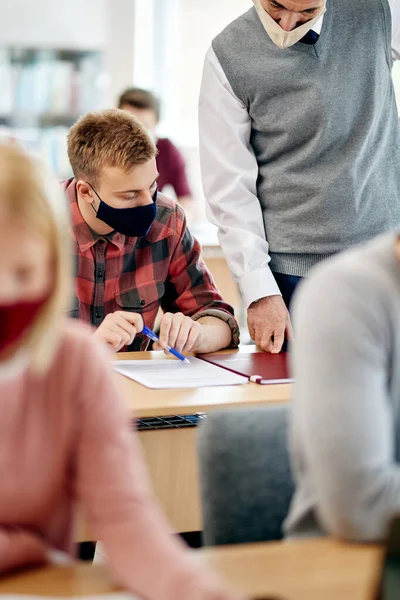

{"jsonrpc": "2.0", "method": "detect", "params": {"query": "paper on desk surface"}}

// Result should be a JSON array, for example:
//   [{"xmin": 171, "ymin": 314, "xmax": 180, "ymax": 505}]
[{"xmin": 112, "ymin": 356, "xmax": 248, "ymax": 389}]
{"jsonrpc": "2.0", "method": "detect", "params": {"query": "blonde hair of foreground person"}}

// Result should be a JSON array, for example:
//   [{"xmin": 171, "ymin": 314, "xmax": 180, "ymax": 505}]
[{"xmin": 0, "ymin": 143, "xmax": 71, "ymax": 373}]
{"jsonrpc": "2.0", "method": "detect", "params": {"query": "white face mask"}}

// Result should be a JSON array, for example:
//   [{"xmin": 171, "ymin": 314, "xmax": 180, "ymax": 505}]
[{"xmin": 253, "ymin": 0, "xmax": 326, "ymax": 49}]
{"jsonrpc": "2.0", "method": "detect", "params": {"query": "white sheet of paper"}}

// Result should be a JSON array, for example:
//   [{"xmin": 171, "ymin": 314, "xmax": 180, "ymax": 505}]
[{"xmin": 112, "ymin": 357, "xmax": 248, "ymax": 389}]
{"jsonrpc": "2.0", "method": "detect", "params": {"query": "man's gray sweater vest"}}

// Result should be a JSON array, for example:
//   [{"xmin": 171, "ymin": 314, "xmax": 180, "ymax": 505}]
[{"xmin": 212, "ymin": 0, "xmax": 400, "ymax": 276}]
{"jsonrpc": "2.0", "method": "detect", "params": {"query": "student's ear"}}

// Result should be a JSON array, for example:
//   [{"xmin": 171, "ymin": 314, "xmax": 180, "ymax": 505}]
[{"xmin": 76, "ymin": 180, "xmax": 95, "ymax": 206}]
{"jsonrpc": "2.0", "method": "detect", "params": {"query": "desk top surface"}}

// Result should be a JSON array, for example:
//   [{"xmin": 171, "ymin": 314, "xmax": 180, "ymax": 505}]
[
  {"xmin": 115, "ymin": 346, "xmax": 292, "ymax": 418},
  {"xmin": 0, "ymin": 564, "xmax": 117, "ymax": 596},
  {"xmin": 202, "ymin": 537, "xmax": 383, "ymax": 600},
  {"xmin": 0, "ymin": 539, "xmax": 382, "ymax": 599}
]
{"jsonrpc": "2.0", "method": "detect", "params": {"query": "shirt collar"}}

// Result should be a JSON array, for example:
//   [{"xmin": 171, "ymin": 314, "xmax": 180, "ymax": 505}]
[
  {"xmin": 312, "ymin": 13, "xmax": 324, "ymax": 35},
  {"xmin": 65, "ymin": 178, "xmax": 126, "ymax": 252}
]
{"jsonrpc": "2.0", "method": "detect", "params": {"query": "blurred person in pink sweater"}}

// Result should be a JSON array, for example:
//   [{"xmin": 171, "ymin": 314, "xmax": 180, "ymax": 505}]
[{"xmin": 0, "ymin": 143, "xmax": 243, "ymax": 600}]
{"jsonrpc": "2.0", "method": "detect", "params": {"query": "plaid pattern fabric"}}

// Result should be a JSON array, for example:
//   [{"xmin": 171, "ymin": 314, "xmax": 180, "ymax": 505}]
[{"xmin": 62, "ymin": 179, "xmax": 239, "ymax": 351}]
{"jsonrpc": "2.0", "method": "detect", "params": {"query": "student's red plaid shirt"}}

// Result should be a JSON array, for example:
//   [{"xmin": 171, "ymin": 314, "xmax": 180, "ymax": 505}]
[{"xmin": 62, "ymin": 179, "xmax": 239, "ymax": 351}]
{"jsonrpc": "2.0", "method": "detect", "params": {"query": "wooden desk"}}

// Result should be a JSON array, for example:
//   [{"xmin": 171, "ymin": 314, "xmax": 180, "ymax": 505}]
[
  {"xmin": 77, "ymin": 347, "xmax": 292, "ymax": 538},
  {"xmin": 0, "ymin": 564, "xmax": 117, "ymax": 596},
  {"xmin": 0, "ymin": 539, "xmax": 383, "ymax": 599},
  {"xmin": 115, "ymin": 346, "xmax": 291, "ymax": 533},
  {"xmin": 115, "ymin": 346, "xmax": 292, "ymax": 418},
  {"xmin": 202, "ymin": 538, "xmax": 383, "ymax": 600}
]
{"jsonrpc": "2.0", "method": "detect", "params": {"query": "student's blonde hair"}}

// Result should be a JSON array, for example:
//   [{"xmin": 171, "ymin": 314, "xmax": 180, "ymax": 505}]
[
  {"xmin": 67, "ymin": 109, "xmax": 156, "ymax": 186},
  {"xmin": 0, "ymin": 144, "xmax": 71, "ymax": 373}
]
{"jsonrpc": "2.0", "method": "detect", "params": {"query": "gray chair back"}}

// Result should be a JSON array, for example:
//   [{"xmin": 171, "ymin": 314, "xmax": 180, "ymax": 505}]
[{"xmin": 198, "ymin": 405, "xmax": 293, "ymax": 546}]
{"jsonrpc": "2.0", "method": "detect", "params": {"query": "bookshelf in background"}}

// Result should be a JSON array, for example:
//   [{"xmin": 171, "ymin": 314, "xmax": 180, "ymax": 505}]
[{"xmin": 0, "ymin": 47, "xmax": 106, "ymax": 177}]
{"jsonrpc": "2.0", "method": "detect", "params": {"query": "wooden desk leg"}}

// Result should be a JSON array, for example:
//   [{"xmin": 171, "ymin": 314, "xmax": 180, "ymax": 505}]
[
  {"xmin": 138, "ymin": 428, "xmax": 203, "ymax": 533},
  {"xmin": 203, "ymin": 255, "xmax": 241, "ymax": 316},
  {"xmin": 75, "ymin": 427, "xmax": 202, "ymax": 542}
]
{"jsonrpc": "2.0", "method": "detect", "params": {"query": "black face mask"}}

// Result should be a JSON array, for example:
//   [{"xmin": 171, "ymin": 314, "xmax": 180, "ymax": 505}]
[{"xmin": 88, "ymin": 183, "xmax": 157, "ymax": 238}]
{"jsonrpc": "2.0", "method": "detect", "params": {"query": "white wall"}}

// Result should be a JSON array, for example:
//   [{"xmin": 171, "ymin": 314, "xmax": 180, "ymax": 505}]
[
  {"xmin": 0, "ymin": 0, "xmax": 250, "ymax": 134},
  {"xmin": 0, "ymin": 0, "xmax": 136, "ymax": 106},
  {"xmin": 144, "ymin": 0, "xmax": 251, "ymax": 214},
  {"xmin": 172, "ymin": 0, "xmax": 250, "ymax": 143},
  {"xmin": 133, "ymin": 0, "xmax": 251, "ymax": 145},
  {"xmin": 105, "ymin": 0, "xmax": 136, "ymax": 106},
  {"xmin": 0, "ymin": 0, "xmax": 107, "ymax": 49}
]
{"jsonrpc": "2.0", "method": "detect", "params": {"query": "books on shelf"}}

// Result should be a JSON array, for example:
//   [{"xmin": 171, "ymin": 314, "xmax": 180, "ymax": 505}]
[
  {"xmin": 0, "ymin": 47, "xmax": 105, "ymax": 177},
  {"xmin": 0, "ymin": 125, "xmax": 72, "ymax": 179},
  {"xmin": 1, "ymin": 48, "xmax": 104, "ymax": 121}
]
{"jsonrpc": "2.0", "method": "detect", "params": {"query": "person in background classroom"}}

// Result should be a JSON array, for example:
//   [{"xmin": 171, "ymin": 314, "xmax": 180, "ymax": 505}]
[
  {"xmin": 63, "ymin": 109, "xmax": 239, "ymax": 354},
  {"xmin": 0, "ymin": 143, "xmax": 243, "ymax": 600},
  {"xmin": 285, "ymin": 231, "xmax": 400, "ymax": 542},
  {"xmin": 119, "ymin": 87, "xmax": 192, "ymax": 209}
]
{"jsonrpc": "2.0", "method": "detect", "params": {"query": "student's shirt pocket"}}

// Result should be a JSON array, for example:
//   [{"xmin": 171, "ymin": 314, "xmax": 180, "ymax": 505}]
[{"xmin": 115, "ymin": 278, "xmax": 165, "ymax": 327}]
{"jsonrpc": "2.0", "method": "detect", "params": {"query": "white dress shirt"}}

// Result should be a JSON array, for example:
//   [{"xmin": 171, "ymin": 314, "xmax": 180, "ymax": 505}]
[{"xmin": 199, "ymin": 1, "xmax": 400, "ymax": 309}]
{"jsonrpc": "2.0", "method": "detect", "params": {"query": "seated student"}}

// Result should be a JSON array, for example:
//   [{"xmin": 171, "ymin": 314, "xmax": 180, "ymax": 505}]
[
  {"xmin": 0, "ymin": 144, "xmax": 242, "ymax": 600},
  {"xmin": 63, "ymin": 109, "xmax": 238, "ymax": 353},
  {"xmin": 284, "ymin": 232, "xmax": 400, "ymax": 542},
  {"xmin": 118, "ymin": 88, "xmax": 192, "ymax": 207}
]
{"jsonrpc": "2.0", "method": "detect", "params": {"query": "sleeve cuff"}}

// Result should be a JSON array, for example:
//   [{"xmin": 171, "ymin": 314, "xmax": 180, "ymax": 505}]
[
  {"xmin": 192, "ymin": 309, "xmax": 240, "ymax": 348},
  {"xmin": 47, "ymin": 550, "xmax": 74, "ymax": 565},
  {"xmin": 239, "ymin": 267, "xmax": 281, "ymax": 309}
]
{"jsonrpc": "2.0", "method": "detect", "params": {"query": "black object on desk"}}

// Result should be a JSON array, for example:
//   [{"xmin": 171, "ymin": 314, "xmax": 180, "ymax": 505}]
[
  {"xmin": 253, "ymin": 597, "xmax": 287, "ymax": 600},
  {"xmin": 135, "ymin": 413, "xmax": 206, "ymax": 430}
]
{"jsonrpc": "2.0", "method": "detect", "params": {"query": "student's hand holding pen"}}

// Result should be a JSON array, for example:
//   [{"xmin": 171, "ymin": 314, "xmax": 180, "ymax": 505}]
[
  {"xmin": 93, "ymin": 311, "xmax": 144, "ymax": 352},
  {"xmin": 93, "ymin": 310, "xmax": 233, "ymax": 354},
  {"xmin": 152, "ymin": 312, "xmax": 204, "ymax": 353},
  {"xmin": 153, "ymin": 312, "xmax": 233, "ymax": 354}
]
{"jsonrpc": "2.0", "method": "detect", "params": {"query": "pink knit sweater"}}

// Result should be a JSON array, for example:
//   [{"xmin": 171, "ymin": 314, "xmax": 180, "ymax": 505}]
[{"xmin": 0, "ymin": 320, "xmax": 234, "ymax": 600}]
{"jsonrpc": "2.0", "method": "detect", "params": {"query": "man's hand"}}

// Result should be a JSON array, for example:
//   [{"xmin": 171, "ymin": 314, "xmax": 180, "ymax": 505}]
[
  {"xmin": 93, "ymin": 311, "xmax": 144, "ymax": 352},
  {"xmin": 153, "ymin": 312, "xmax": 204, "ymax": 353},
  {"xmin": 247, "ymin": 295, "xmax": 293, "ymax": 353}
]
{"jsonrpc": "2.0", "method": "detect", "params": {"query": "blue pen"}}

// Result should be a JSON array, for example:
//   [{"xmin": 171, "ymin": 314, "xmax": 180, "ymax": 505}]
[{"xmin": 142, "ymin": 326, "xmax": 190, "ymax": 364}]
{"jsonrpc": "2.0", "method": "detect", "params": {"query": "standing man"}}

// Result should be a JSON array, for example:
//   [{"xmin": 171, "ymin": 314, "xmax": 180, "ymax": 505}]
[{"xmin": 199, "ymin": 0, "xmax": 400, "ymax": 353}]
